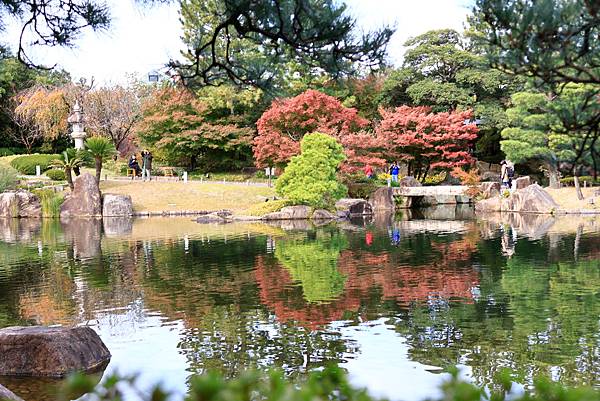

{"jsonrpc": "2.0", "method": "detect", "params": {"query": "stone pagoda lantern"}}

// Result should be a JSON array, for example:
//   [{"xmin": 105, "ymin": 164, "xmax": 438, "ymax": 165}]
[{"xmin": 67, "ymin": 100, "xmax": 86, "ymax": 149}]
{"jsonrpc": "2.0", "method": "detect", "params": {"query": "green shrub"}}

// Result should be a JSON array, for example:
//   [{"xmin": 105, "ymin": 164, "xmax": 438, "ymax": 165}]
[
  {"xmin": 0, "ymin": 147, "xmax": 26, "ymax": 156},
  {"xmin": 276, "ymin": 133, "xmax": 347, "ymax": 209},
  {"xmin": 32, "ymin": 189, "xmax": 64, "ymax": 217},
  {"xmin": 0, "ymin": 165, "xmax": 18, "ymax": 192},
  {"xmin": 58, "ymin": 366, "xmax": 600, "ymax": 401},
  {"xmin": 10, "ymin": 154, "xmax": 60, "ymax": 175},
  {"xmin": 0, "ymin": 148, "xmax": 14, "ymax": 156},
  {"xmin": 245, "ymin": 199, "xmax": 290, "ymax": 216},
  {"xmin": 46, "ymin": 169, "xmax": 66, "ymax": 181},
  {"xmin": 560, "ymin": 176, "xmax": 600, "ymax": 186}
]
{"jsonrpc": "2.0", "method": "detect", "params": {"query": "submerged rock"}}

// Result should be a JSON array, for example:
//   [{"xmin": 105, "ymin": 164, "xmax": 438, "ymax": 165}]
[
  {"xmin": 60, "ymin": 173, "xmax": 102, "ymax": 218},
  {"xmin": 0, "ymin": 326, "xmax": 111, "ymax": 378},
  {"xmin": 0, "ymin": 384, "xmax": 23, "ymax": 401},
  {"xmin": 0, "ymin": 190, "xmax": 42, "ymax": 218}
]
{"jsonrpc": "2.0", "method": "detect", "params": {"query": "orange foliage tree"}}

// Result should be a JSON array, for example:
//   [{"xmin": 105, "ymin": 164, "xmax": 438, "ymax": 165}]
[
  {"xmin": 10, "ymin": 86, "xmax": 70, "ymax": 153},
  {"xmin": 376, "ymin": 106, "xmax": 478, "ymax": 180},
  {"xmin": 253, "ymin": 89, "xmax": 371, "ymax": 169}
]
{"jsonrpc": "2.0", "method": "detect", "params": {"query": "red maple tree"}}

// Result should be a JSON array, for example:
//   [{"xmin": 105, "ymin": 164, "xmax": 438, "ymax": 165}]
[
  {"xmin": 253, "ymin": 89, "xmax": 370, "ymax": 168},
  {"xmin": 376, "ymin": 106, "xmax": 478, "ymax": 179}
]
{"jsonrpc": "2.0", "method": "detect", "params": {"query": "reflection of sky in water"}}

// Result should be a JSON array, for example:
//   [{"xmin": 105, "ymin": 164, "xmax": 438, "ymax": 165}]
[{"xmin": 89, "ymin": 304, "xmax": 189, "ymax": 400}]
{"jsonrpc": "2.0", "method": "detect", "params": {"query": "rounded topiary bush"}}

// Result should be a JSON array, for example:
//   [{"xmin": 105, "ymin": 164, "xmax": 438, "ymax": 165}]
[
  {"xmin": 46, "ymin": 169, "xmax": 66, "ymax": 181},
  {"xmin": 10, "ymin": 154, "xmax": 60, "ymax": 175},
  {"xmin": 275, "ymin": 132, "xmax": 347, "ymax": 209}
]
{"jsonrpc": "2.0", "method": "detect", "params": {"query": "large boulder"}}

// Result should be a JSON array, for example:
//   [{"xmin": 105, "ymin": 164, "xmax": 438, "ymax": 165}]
[
  {"xmin": 0, "ymin": 384, "xmax": 23, "ymax": 401},
  {"xmin": 263, "ymin": 205, "xmax": 312, "ymax": 220},
  {"xmin": 335, "ymin": 199, "xmax": 373, "ymax": 215},
  {"xmin": 399, "ymin": 176, "xmax": 422, "ymax": 187},
  {"xmin": 479, "ymin": 182, "xmax": 501, "ymax": 199},
  {"xmin": 0, "ymin": 190, "xmax": 41, "ymax": 218},
  {"xmin": 311, "ymin": 209, "xmax": 336, "ymax": 220},
  {"xmin": 475, "ymin": 184, "xmax": 558, "ymax": 214},
  {"xmin": 60, "ymin": 173, "xmax": 102, "ymax": 218},
  {"xmin": 0, "ymin": 326, "xmax": 111, "ymax": 378},
  {"xmin": 514, "ymin": 176, "xmax": 531, "ymax": 189},
  {"xmin": 102, "ymin": 194, "xmax": 133, "ymax": 217},
  {"xmin": 369, "ymin": 187, "xmax": 395, "ymax": 210}
]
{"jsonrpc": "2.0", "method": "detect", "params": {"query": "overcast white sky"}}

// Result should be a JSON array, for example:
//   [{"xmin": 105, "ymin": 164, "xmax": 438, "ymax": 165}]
[{"xmin": 3, "ymin": 0, "xmax": 473, "ymax": 86}]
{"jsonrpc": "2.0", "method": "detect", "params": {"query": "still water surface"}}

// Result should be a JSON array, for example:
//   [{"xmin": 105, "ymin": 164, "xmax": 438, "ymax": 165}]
[{"xmin": 0, "ymin": 209, "xmax": 599, "ymax": 400}]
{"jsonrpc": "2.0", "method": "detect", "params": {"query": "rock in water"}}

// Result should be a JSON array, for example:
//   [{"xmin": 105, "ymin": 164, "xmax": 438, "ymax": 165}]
[
  {"xmin": 0, "ymin": 326, "xmax": 111, "ymax": 378},
  {"xmin": 0, "ymin": 384, "xmax": 24, "ymax": 401},
  {"xmin": 0, "ymin": 190, "xmax": 42, "ymax": 218},
  {"xmin": 335, "ymin": 199, "xmax": 373, "ymax": 215},
  {"xmin": 475, "ymin": 184, "xmax": 558, "ymax": 214},
  {"xmin": 262, "ymin": 205, "xmax": 313, "ymax": 220},
  {"xmin": 60, "ymin": 173, "xmax": 102, "ymax": 218},
  {"xmin": 479, "ymin": 182, "xmax": 501, "ymax": 199},
  {"xmin": 102, "ymin": 194, "xmax": 133, "ymax": 217},
  {"xmin": 369, "ymin": 187, "xmax": 395, "ymax": 210},
  {"xmin": 311, "ymin": 209, "xmax": 337, "ymax": 220}
]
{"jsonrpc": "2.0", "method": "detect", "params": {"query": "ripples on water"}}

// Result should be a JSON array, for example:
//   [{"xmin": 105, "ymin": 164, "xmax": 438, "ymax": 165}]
[{"xmin": 0, "ymin": 210, "xmax": 599, "ymax": 401}]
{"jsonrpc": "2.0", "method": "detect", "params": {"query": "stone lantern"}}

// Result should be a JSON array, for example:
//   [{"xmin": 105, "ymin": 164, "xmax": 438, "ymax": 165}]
[{"xmin": 67, "ymin": 100, "xmax": 86, "ymax": 149}]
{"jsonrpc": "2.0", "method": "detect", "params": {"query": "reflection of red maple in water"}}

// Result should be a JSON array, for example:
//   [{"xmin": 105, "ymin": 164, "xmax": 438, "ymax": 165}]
[{"xmin": 255, "ymin": 237, "xmax": 480, "ymax": 330}]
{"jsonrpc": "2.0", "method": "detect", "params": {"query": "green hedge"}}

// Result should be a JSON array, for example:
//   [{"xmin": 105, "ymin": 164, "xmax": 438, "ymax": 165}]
[
  {"xmin": 10, "ymin": 154, "xmax": 60, "ymax": 175},
  {"xmin": 0, "ymin": 147, "xmax": 27, "ymax": 157},
  {"xmin": 46, "ymin": 169, "xmax": 66, "ymax": 181},
  {"xmin": 560, "ymin": 176, "xmax": 600, "ymax": 186}
]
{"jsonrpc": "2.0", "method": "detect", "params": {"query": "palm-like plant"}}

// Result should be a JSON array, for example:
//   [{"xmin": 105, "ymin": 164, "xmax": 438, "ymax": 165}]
[
  {"xmin": 51, "ymin": 149, "xmax": 84, "ymax": 191},
  {"xmin": 85, "ymin": 136, "xmax": 116, "ymax": 183}
]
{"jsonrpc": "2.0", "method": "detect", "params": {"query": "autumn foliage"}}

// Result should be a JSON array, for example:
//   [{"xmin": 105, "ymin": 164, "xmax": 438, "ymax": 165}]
[
  {"xmin": 253, "ymin": 90, "xmax": 368, "ymax": 168},
  {"xmin": 136, "ymin": 86, "xmax": 254, "ymax": 170},
  {"xmin": 376, "ymin": 106, "xmax": 478, "ymax": 179}
]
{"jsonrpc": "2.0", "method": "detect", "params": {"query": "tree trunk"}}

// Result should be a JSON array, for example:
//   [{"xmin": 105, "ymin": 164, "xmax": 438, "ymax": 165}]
[
  {"xmin": 95, "ymin": 157, "xmax": 102, "ymax": 183},
  {"xmin": 65, "ymin": 167, "xmax": 74, "ymax": 191},
  {"xmin": 547, "ymin": 162, "xmax": 560, "ymax": 188},
  {"xmin": 574, "ymin": 174, "xmax": 584, "ymax": 200}
]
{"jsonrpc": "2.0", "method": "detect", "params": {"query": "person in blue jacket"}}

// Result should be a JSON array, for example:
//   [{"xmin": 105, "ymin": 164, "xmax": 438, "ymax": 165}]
[{"xmin": 389, "ymin": 161, "xmax": 400, "ymax": 182}]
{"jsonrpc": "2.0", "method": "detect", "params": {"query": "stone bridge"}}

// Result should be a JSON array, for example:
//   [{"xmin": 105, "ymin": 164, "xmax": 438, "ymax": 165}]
[{"xmin": 392, "ymin": 185, "xmax": 471, "ymax": 207}]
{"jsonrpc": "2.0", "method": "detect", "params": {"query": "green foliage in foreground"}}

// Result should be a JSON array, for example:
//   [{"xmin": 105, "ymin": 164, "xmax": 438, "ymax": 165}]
[
  {"xmin": 9, "ymin": 154, "xmax": 60, "ymax": 175},
  {"xmin": 276, "ymin": 133, "xmax": 347, "ymax": 209},
  {"xmin": 56, "ymin": 366, "xmax": 600, "ymax": 401},
  {"xmin": 0, "ymin": 165, "xmax": 18, "ymax": 192}
]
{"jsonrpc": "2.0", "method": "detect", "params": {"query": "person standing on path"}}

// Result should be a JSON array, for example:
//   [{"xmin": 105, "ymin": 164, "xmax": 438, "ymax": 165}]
[
  {"xmin": 141, "ymin": 150, "xmax": 153, "ymax": 181},
  {"xmin": 500, "ymin": 160, "xmax": 513, "ymax": 189},
  {"xmin": 389, "ymin": 161, "xmax": 400, "ymax": 183}
]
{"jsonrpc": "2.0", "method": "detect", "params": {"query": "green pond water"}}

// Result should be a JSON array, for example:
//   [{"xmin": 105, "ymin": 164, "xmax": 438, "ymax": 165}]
[{"xmin": 0, "ymin": 209, "xmax": 599, "ymax": 401}]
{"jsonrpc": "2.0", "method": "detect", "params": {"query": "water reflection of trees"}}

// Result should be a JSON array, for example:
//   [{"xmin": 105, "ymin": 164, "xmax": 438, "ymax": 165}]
[
  {"xmin": 392, "ymin": 233, "xmax": 600, "ymax": 388},
  {"xmin": 1, "ymin": 216, "xmax": 599, "ymax": 390}
]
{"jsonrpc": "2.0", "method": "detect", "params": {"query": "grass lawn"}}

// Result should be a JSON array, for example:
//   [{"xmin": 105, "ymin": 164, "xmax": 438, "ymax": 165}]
[
  {"xmin": 100, "ymin": 180, "xmax": 275, "ymax": 213},
  {"xmin": 546, "ymin": 186, "xmax": 599, "ymax": 211}
]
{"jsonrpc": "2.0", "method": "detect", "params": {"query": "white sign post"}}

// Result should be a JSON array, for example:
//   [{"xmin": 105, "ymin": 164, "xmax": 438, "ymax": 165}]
[
  {"xmin": 183, "ymin": 171, "xmax": 188, "ymax": 183},
  {"xmin": 36, "ymin": 165, "xmax": 41, "ymax": 177}
]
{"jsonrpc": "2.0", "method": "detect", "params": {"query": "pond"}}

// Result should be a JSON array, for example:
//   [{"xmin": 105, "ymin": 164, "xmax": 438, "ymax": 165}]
[{"xmin": 0, "ymin": 208, "xmax": 599, "ymax": 401}]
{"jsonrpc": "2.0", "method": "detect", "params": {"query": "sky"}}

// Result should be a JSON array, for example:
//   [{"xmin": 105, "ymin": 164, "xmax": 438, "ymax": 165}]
[{"xmin": 3, "ymin": 0, "xmax": 473, "ymax": 86}]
